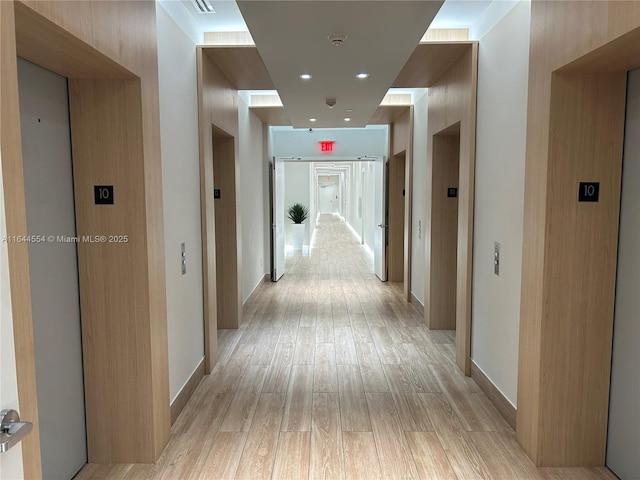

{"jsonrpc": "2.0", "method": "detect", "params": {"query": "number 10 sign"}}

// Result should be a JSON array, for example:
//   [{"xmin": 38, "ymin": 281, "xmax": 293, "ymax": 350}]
[
  {"xmin": 578, "ymin": 182, "xmax": 599, "ymax": 202},
  {"xmin": 94, "ymin": 185, "xmax": 114, "ymax": 205}
]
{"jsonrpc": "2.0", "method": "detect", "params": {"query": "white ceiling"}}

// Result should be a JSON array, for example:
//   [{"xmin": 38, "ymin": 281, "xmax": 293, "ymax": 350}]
[
  {"xmin": 159, "ymin": 0, "xmax": 494, "ymax": 128},
  {"xmin": 163, "ymin": 0, "xmax": 493, "ymax": 37},
  {"xmin": 236, "ymin": 1, "xmax": 442, "ymax": 128}
]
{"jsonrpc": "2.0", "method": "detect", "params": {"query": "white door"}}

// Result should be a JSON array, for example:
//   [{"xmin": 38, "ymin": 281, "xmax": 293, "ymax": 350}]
[
  {"xmin": 319, "ymin": 184, "xmax": 334, "ymax": 214},
  {"xmin": 373, "ymin": 156, "xmax": 388, "ymax": 281},
  {"xmin": 272, "ymin": 157, "xmax": 285, "ymax": 280},
  {"xmin": 18, "ymin": 58, "xmax": 87, "ymax": 479},
  {"xmin": 606, "ymin": 67, "xmax": 640, "ymax": 480}
]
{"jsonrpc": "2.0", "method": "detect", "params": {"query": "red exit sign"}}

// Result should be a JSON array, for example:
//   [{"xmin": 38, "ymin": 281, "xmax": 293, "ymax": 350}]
[{"xmin": 319, "ymin": 141, "xmax": 334, "ymax": 152}]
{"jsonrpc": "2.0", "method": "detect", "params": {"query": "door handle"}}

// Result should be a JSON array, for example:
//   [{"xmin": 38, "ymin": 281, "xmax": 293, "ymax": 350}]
[
  {"xmin": 0, "ymin": 409, "xmax": 33, "ymax": 453},
  {"xmin": 377, "ymin": 224, "xmax": 388, "ymax": 228}
]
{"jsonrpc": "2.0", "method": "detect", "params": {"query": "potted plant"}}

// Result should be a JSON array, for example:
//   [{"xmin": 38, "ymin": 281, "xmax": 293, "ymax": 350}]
[{"xmin": 287, "ymin": 203, "xmax": 309, "ymax": 251}]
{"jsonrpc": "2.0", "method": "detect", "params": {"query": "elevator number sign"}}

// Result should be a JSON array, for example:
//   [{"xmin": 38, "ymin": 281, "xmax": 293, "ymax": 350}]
[
  {"xmin": 578, "ymin": 182, "xmax": 599, "ymax": 202},
  {"xmin": 94, "ymin": 185, "xmax": 114, "ymax": 205}
]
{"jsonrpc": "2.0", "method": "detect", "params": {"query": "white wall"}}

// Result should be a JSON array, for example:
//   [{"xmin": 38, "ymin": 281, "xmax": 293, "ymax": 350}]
[
  {"xmin": 156, "ymin": 4, "xmax": 204, "ymax": 403},
  {"xmin": 410, "ymin": 92, "xmax": 428, "ymax": 305},
  {"xmin": 238, "ymin": 95, "xmax": 268, "ymax": 302},
  {"xmin": 284, "ymin": 162, "xmax": 311, "ymax": 245},
  {"xmin": 0, "ymin": 153, "xmax": 24, "ymax": 480},
  {"xmin": 470, "ymin": 0, "xmax": 530, "ymax": 406},
  {"xmin": 271, "ymin": 126, "xmax": 387, "ymax": 158}
]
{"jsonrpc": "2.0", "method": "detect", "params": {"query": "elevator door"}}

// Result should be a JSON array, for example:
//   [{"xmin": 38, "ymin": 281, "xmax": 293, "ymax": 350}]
[
  {"xmin": 606, "ymin": 67, "xmax": 640, "ymax": 479},
  {"xmin": 18, "ymin": 58, "xmax": 87, "ymax": 479}
]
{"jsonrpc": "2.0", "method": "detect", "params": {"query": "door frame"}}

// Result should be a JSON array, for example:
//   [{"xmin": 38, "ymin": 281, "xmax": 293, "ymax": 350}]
[
  {"xmin": 516, "ymin": 21, "xmax": 640, "ymax": 466},
  {"xmin": 3, "ymin": 1, "xmax": 170, "ymax": 472}
]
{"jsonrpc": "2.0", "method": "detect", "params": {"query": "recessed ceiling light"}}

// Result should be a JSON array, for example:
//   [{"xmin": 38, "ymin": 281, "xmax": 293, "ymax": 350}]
[
  {"xmin": 300, "ymin": 73, "xmax": 312, "ymax": 80},
  {"xmin": 344, "ymin": 117, "xmax": 351, "ymax": 122},
  {"xmin": 356, "ymin": 72, "xmax": 369, "ymax": 79},
  {"xmin": 346, "ymin": 109, "xmax": 353, "ymax": 113},
  {"xmin": 310, "ymin": 118, "xmax": 317, "ymax": 122}
]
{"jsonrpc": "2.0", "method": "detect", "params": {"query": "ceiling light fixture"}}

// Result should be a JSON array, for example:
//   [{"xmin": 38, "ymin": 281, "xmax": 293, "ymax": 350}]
[
  {"xmin": 309, "ymin": 118, "xmax": 317, "ymax": 122},
  {"xmin": 344, "ymin": 117, "xmax": 351, "ymax": 122},
  {"xmin": 300, "ymin": 73, "xmax": 312, "ymax": 80},
  {"xmin": 356, "ymin": 72, "xmax": 369, "ymax": 79}
]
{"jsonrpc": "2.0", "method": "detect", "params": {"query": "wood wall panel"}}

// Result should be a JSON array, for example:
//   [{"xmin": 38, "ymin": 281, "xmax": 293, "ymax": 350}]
[
  {"xmin": 391, "ymin": 109, "xmax": 410, "ymax": 156},
  {"xmin": 0, "ymin": 1, "xmax": 42, "ymax": 477},
  {"xmin": 428, "ymin": 128, "xmax": 459, "ymax": 330},
  {"xmin": 197, "ymin": 48, "xmax": 242, "ymax": 359},
  {"xmin": 213, "ymin": 132, "xmax": 241, "ymax": 329},
  {"xmin": 69, "ymin": 78, "xmax": 167, "ymax": 464},
  {"xmin": 3, "ymin": 0, "xmax": 171, "ymax": 469},
  {"xmin": 387, "ymin": 153, "xmax": 405, "ymax": 283},
  {"xmin": 390, "ymin": 108, "xmax": 413, "ymax": 301},
  {"xmin": 423, "ymin": 44, "xmax": 478, "ymax": 374},
  {"xmin": 517, "ymin": 0, "xmax": 640, "ymax": 467}
]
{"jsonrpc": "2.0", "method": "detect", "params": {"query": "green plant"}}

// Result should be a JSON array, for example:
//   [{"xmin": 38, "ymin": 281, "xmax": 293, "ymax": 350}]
[{"xmin": 287, "ymin": 203, "xmax": 309, "ymax": 224}]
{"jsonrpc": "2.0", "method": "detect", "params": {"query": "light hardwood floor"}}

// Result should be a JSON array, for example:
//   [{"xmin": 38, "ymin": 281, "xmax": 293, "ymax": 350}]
[{"xmin": 76, "ymin": 215, "xmax": 616, "ymax": 480}]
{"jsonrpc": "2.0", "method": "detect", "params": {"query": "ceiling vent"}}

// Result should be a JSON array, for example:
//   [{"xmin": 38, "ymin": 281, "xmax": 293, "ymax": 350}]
[{"xmin": 190, "ymin": 0, "xmax": 215, "ymax": 14}]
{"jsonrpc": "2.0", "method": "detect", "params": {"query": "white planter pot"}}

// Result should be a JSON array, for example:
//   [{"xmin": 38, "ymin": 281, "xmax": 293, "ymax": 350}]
[{"xmin": 291, "ymin": 223, "xmax": 305, "ymax": 251}]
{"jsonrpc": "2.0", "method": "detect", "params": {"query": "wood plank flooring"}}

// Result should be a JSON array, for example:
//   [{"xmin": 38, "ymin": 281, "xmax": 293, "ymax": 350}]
[{"xmin": 76, "ymin": 214, "xmax": 616, "ymax": 480}]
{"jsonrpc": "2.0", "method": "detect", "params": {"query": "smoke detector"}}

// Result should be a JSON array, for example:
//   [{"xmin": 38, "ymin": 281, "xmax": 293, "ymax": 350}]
[
  {"xmin": 325, "ymin": 98, "xmax": 337, "ymax": 108},
  {"xmin": 327, "ymin": 33, "xmax": 347, "ymax": 46}
]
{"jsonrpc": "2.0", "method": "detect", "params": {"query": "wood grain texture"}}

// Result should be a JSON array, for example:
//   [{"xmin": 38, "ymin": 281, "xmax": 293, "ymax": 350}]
[
  {"xmin": 423, "ymin": 43, "xmax": 478, "ymax": 375},
  {"xmin": 195, "ymin": 431, "xmax": 247, "ymax": 480},
  {"xmin": 338, "ymin": 364, "xmax": 372, "ymax": 432},
  {"xmin": 541, "ymin": 71, "xmax": 624, "ymax": 465},
  {"xmin": 388, "ymin": 152, "xmax": 405, "ymax": 283},
  {"xmin": 0, "ymin": 1, "xmax": 42, "ymax": 476},
  {"xmin": 428, "ymin": 126, "xmax": 460, "ymax": 330},
  {"xmin": 343, "ymin": 432, "xmax": 382, "ymax": 480},
  {"xmin": 469, "ymin": 431, "xmax": 542, "ymax": 480},
  {"xmin": 392, "ymin": 42, "xmax": 471, "ymax": 88},
  {"xmin": 5, "ymin": 0, "xmax": 172, "ymax": 469},
  {"xmin": 517, "ymin": 1, "xmax": 640, "ymax": 466},
  {"xmin": 281, "ymin": 364, "xmax": 314, "ymax": 431},
  {"xmin": 69, "ymin": 78, "xmax": 169, "ymax": 463},
  {"xmin": 234, "ymin": 393, "xmax": 285, "ymax": 480},
  {"xmin": 14, "ymin": 2, "xmax": 133, "ymax": 79},
  {"xmin": 435, "ymin": 427, "xmax": 492, "ymax": 479},
  {"xmin": 310, "ymin": 393, "xmax": 344, "ymax": 480},
  {"xmin": 390, "ymin": 109, "xmax": 412, "ymax": 295},
  {"xmin": 197, "ymin": 46, "xmax": 242, "ymax": 370},
  {"xmin": 248, "ymin": 106, "xmax": 291, "ymax": 126},
  {"xmin": 272, "ymin": 431, "xmax": 311, "ymax": 480},
  {"xmin": 313, "ymin": 343, "xmax": 338, "ymax": 393},
  {"xmin": 471, "ymin": 360, "xmax": 516, "ymax": 430},
  {"xmin": 170, "ymin": 358, "xmax": 205, "ymax": 425},
  {"xmin": 422, "ymin": 28, "xmax": 470, "ymax": 42},
  {"xmin": 213, "ymin": 130, "xmax": 242, "ymax": 329},
  {"xmin": 73, "ymin": 216, "xmax": 616, "ymax": 480},
  {"xmin": 204, "ymin": 31, "xmax": 255, "ymax": 46},
  {"xmin": 403, "ymin": 105, "xmax": 414, "ymax": 303},
  {"xmin": 366, "ymin": 393, "xmax": 420, "ymax": 480},
  {"xmin": 202, "ymin": 46, "xmax": 275, "ymax": 90},
  {"xmin": 219, "ymin": 365, "xmax": 267, "ymax": 431},
  {"xmin": 405, "ymin": 431, "xmax": 457, "ymax": 480}
]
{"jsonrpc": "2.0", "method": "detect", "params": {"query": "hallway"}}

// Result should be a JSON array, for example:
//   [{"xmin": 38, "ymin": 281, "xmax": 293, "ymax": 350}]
[{"xmin": 77, "ymin": 215, "xmax": 615, "ymax": 480}]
